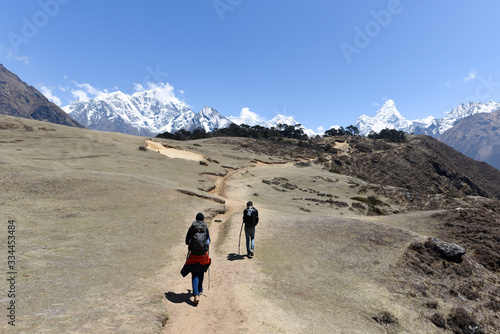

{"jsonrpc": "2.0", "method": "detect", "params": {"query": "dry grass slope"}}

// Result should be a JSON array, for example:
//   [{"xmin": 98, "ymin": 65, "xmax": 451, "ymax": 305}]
[{"xmin": 1, "ymin": 115, "xmax": 499, "ymax": 333}]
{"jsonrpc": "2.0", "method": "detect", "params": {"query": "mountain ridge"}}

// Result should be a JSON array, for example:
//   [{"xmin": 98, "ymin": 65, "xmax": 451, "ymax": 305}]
[
  {"xmin": 439, "ymin": 110, "xmax": 500, "ymax": 170},
  {"xmin": 0, "ymin": 64, "xmax": 82, "ymax": 128},
  {"xmin": 354, "ymin": 99, "xmax": 500, "ymax": 137},
  {"xmin": 65, "ymin": 89, "xmax": 305, "ymax": 136}
]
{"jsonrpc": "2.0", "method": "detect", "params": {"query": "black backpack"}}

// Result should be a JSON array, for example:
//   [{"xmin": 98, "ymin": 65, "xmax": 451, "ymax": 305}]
[
  {"xmin": 189, "ymin": 221, "xmax": 208, "ymax": 255},
  {"xmin": 243, "ymin": 207, "xmax": 258, "ymax": 228}
]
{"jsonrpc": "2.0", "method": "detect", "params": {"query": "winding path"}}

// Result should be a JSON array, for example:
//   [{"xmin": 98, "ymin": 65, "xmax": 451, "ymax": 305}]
[{"xmin": 159, "ymin": 167, "xmax": 265, "ymax": 333}]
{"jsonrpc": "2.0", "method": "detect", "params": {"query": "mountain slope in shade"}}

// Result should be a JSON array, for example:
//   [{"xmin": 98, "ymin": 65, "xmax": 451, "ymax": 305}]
[
  {"xmin": 439, "ymin": 110, "xmax": 500, "ymax": 170},
  {"xmin": 0, "ymin": 64, "xmax": 82, "ymax": 127}
]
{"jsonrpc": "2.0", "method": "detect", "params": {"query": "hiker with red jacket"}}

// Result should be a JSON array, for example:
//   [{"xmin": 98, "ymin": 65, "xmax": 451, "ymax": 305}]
[
  {"xmin": 181, "ymin": 213, "xmax": 211, "ymax": 305},
  {"xmin": 243, "ymin": 201, "xmax": 259, "ymax": 258}
]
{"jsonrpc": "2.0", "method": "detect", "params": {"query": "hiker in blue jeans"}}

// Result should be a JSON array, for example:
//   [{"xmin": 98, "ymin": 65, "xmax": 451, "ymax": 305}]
[
  {"xmin": 181, "ymin": 213, "xmax": 211, "ymax": 305},
  {"xmin": 243, "ymin": 201, "xmax": 259, "ymax": 258}
]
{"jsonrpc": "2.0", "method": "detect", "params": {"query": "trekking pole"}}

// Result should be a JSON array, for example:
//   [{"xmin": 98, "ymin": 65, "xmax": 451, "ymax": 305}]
[
  {"xmin": 207, "ymin": 250, "xmax": 210, "ymax": 290},
  {"xmin": 238, "ymin": 222, "xmax": 244, "ymax": 255}
]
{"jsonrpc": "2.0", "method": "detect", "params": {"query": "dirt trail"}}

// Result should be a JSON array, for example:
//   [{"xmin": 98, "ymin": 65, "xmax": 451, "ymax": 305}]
[{"xmin": 159, "ymin": 166, "xmax": 299, "ymax": 333}]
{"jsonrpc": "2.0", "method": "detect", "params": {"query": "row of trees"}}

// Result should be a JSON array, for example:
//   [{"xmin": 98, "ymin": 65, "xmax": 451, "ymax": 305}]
[
  {"xmin": 323, "ymin": 125, "xmax": 359, "ymax": 137},
  {"xmin": 157, "ymin": 123, "xmax": 406, "ymax": 143},
  {"xmin": 157, "ymin": 123, "xmax": 308, "ymax": 141},
  {"xmin": 367, "ymin": 128, "xmax": 407, "ymax": 143}
]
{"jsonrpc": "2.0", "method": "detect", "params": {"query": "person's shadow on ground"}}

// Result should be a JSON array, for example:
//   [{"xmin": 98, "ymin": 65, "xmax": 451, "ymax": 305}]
[
  {"xmin": 164, "ymin": 290, "xmax": 197, "ymax": 306},
  {"xmin": 227, "ymin": 253, "xmax": 246, "ymax": 261}
]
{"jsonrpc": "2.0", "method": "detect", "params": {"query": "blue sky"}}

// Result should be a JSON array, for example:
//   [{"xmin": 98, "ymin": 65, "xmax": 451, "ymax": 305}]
[{"xmin": 1, "ymin": 0, "xmax": 499, "ymax": 132}]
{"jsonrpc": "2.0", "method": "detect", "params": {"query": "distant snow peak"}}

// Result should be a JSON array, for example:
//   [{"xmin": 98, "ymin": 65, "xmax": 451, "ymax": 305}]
[
  {"xmin": 196, "ymin": 106, "xmax": 232, "ymax": 132},
  {"xmin": 354, "ymin": 99, "xmax": 500, "ymax": 137},
  {"xmin": 377, "ymin": 99, "xmax": 401, "ymax": 118},
  {"xmin": 228, "ymin": 107, "xmax": 318, "ymax": 136},
  {"xmin": 229, "ymin": 107, "xmax": 299, "ymax": 128},
  {"xmin": 354, "ymin": 99, "xmax": 412, "ymax": 135},
  {"xmin": 267, "ymin": 114, "xmax": 298, "ymax": 127},
  {"xmin": 65, "ymin": 85, "xmax": 229, "ymax": 136}
]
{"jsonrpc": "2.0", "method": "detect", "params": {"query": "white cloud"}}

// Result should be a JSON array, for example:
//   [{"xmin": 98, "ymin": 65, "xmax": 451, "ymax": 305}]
[
  {"xmin": 72, "ymin": 89, "xmax": 90, "ymax": 101},
  {"xmin": 373, "ymin": 96, "xmax": 389, "ymax": 107},
  {"xmin": 73, "ymin": 81, "xmax": 108, "ymax": 97},
  {"xmin": 239, "ymin": 107, "xmax": 265, "ymax": 122},
  {"xmin": 0, "ymin": 45, "xmax": 30, "ymax": 64},
  {"xmin": 317, "ymin": 126, "xmax": 324, "ymax": 133},
  {"xmin": 133, "ymin": 82, "xmax": 190, "ymax": 108},
  {"xmin": 64, "ymin": 81, "xmax": 110, "ymax": 102},
  {"xmin": 463, "ymin": 69, "xmax": 477, "ymax": 83},
  {"xmin": 228, "ymin": 107, "xmax": 266, "ymax": 126},
  {"xmin": 5, "ymin": 49, "xmax": 30, "ymax": 65},
  {"xmin": 39, "ymin": 85, "xmax": 62, "ymax": 106},
  {"xmin": 133, "ymin": 83, "xmax": 146, "ymax": 92}
]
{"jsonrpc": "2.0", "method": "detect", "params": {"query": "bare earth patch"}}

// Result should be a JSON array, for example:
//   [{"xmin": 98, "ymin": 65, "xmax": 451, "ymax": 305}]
[{"xmin": 146, "ymin": 140, "xmax": 205, "ymax": 161}]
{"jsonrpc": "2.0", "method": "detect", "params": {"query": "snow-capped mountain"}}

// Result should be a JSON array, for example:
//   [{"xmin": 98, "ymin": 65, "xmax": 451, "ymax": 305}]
[
  {"xmin": 63, "ymin": 87, "xmax": 313, "ymax": 137},
  {"xmin": 229, "ymin": 108, "xmax": 319, "ymax": 136},
  {"xmin": 413, "ymin": 100, "xmax": 500, "ymax": 137},
  {"xmin": 194, "ymin": 106, "xmax": 233, "ymax": 133},
  {"xmin": 354, "ymin": 100, "xmax": 414, "ymax": 136},
  {"xmin": 354, "ymin": 100, "xmax": 500, "ymax": 137},
  {"xmin": 229, "ymin": 108, "xmax": 299, "ymax": 128},
  {"xmin": 63, "ymin": 89, "xmax": 231, "ymax": 136}
]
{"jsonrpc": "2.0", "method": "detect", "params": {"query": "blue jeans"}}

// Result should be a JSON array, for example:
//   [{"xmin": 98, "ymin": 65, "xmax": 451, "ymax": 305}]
[
  {"xmin": 245, "ymin": 227, "xmax": 255, "ymax": 253},
  {"xmin": 192, "ymin": 272, "xmax": 204, "ymax": 296}
]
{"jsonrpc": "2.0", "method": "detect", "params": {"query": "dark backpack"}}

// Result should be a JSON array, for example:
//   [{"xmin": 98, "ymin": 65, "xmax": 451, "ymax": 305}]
[
  {"xmin": 243, "ymin": 207, "xmax": 258, "ymax": 228},
  {"xmin": 189, "ymin": 221, "xmax": 208, "ymax": 255}
]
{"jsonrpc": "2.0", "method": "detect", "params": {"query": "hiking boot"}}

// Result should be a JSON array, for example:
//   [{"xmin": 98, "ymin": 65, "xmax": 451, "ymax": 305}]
[
  {"xmin": 194, "ymin": 295, "xmax": 200, "ymax": 304},
  {"xmin": 250, "ymin": 250, "xmax": 254, "ymax": 257}
]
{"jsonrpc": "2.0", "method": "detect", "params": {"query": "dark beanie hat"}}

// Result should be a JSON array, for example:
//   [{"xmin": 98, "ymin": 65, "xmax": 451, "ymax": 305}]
[{"xmin": 196, "ymin": 212, "xmax": 204, "ymax": 221}]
